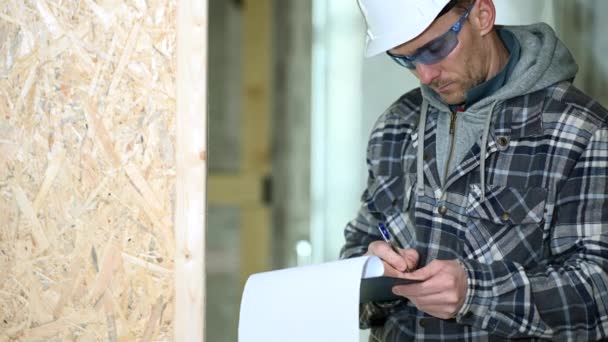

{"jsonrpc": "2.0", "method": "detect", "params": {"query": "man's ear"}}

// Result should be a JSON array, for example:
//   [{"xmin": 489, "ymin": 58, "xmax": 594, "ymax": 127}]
[{"xmin": 469, "ymin": 0, "xmax": 496, "ymax": 36}]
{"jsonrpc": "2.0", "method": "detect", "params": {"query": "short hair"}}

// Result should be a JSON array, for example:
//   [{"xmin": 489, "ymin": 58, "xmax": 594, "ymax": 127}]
[
  {"xmin": 437, "ymin": 0, "xmax": 472, "ymax": 18},
  {"xmin": 454, "ymin": 0, "xmax": 474, "ymax": 13}
]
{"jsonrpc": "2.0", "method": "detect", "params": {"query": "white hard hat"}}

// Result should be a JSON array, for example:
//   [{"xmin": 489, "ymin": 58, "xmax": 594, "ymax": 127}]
[{"xmin": 357, "ymin": 0, "xmax": 451, "ymax": 57}]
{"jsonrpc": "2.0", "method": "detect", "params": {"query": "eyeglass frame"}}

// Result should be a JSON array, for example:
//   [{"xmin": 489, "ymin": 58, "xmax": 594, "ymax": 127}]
[{"xmin": 386, "ymin": 0, "xmax": 476, "ymax": 69}]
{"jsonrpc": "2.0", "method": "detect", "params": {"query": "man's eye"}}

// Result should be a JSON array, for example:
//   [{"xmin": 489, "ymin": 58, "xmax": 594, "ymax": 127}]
[{"xmin": 425, "ymin": 40, "xmax": 445, "ymax": 54}]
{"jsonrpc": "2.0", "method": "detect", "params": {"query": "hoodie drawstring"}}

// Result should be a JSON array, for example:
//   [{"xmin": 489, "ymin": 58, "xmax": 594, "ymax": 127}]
[{"xmin": 417, "ymin": 99, "xmax": 429, "ymax": 193}]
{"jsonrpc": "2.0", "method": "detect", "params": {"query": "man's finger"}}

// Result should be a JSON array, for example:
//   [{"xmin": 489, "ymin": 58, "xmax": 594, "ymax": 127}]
[
  {"xmin": 368, "ymin": 241, "xmax": 407, "ymax": 272},
  {"xmin": 401, "ymin": 259, "xmax": 443, "ymax": 281},
  {"xmin": 382, "ymin": 261, "xmax": 405, "ymax": 278},
  {"xmin": 399, "ymin": 248, "xmax": 420, "ymax": 272}
]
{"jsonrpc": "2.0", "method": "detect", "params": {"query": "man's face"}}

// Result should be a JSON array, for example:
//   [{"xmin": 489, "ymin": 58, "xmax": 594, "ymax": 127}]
[{"xmin": 389, "ymin": 6, "xmax": 486, "ymax": 105}]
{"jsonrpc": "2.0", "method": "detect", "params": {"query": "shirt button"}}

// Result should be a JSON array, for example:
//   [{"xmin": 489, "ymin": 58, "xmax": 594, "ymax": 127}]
[
  {"xmin": 438, "ymin": 206, "xmax": 448, "ymax": 215},
  {"xmin": 419, "ymin": 319, "xmax": 427, "ymax": 328},
  {"xmin": 501, "ymin": 212, "xmax": 511, "ymax": 222},
  {"xmin": 497, "ymin": 137, "xmax": 508, "ymax": 147}
]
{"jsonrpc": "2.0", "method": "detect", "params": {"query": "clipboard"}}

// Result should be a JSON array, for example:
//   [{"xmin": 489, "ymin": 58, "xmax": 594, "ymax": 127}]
[
  {"xmin": 360, "ymin": 276, "xmax": 421, "ymax": 303},
  {"xmin": 359, "ymin": 256, "xmax": 421, "ymax": 303}
]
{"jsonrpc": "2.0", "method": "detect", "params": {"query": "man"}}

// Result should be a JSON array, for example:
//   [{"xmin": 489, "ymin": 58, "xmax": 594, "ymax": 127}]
[{"xmin": 340, "ymin": 0, "xmax": 608, "ymax": 340}]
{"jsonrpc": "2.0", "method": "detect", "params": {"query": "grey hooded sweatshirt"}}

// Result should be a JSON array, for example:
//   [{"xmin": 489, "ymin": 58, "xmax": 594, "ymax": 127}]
[{"xmin": 422, "ymin": 23, "xmax": 578, "ymax": 185}]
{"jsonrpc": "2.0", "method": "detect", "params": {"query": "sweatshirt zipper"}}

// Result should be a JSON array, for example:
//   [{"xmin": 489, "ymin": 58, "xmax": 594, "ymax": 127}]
[{"xmin": 443, "ymin": 110, "xmax": 459, "ymax": 186}]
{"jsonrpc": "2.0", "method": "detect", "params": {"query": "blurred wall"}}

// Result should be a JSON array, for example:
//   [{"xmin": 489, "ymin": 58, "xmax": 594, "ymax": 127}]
[
  {"xmin": 207, "ymin": 1, "xmax": 242, "ymax": 342},
  {"xmin": 273, "ymin": 0, "xmax": 313, "ymax": 268},
  {"xmin": 554, "ymin": 0, "xmax": 608, "ymax": 107},
  {"xmin": 310, "ymin": 0, "xmax": 366, "ymax": 262},
  {"xmin": 494, "ymin": 0, "xmax": 554, "ymax": 25}
]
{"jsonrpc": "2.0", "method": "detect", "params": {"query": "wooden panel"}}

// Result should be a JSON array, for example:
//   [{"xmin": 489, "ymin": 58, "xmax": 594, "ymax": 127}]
[
  {"xmin": 0, "ymin": 1, "xmax": 176, "ymax": 340},
  {"xmin": 175, "ymin": 0, "xmax": 207, "ymax": 341}
]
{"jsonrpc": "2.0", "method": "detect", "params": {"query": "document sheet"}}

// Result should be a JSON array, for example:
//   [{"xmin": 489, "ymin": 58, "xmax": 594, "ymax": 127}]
[{"xmin": 238, "ymin": 256, "xmax": 385, "ymax": 342}]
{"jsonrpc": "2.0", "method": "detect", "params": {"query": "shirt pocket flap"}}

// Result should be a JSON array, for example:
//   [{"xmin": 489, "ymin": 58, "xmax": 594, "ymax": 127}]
[
  {"xmin": 466, "ymin": 184, "xmax": 547, "ymax": 225},
  {"xmin": 364, "ymin": 176, "xmax": 406, "ymax": 216}
]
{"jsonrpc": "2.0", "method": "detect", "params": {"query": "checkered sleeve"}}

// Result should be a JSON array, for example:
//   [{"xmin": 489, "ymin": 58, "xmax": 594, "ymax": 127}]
[
  {"xmin": 340, "ymin": 178, "xmax": 383, "ymax": 260},
  {"xmin": 340, "ymin": 156, "xmax": 400, "ymax": 329},
  {"xmin": 456, "ymin": 126, "xmax": 608, "ymax": 340},
  {"xmin": 341, "ymin": 98, "xmax": 419, "ymax": 262},
  {"xmin": 341, "ymin": 184, "xmax": 411, "ymax": 329},
  {"xmin": 339, "ymin": 109, "xmax": 414, "ymax": 328}
]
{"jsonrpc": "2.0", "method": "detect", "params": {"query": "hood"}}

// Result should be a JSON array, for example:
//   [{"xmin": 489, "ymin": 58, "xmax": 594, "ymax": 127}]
[
  {"xmin": 413, "ymin": 23, "xmax": 578, "ymax": 199},
  {"xmin": 421, "ymin": 23, "xmax": 579, "ymax": 112}
]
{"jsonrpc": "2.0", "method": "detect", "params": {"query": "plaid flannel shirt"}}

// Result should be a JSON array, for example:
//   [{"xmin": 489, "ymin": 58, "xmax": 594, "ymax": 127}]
[{"xmin": 340, "ymin": 81, "xmax": 608, "ymax": 341}]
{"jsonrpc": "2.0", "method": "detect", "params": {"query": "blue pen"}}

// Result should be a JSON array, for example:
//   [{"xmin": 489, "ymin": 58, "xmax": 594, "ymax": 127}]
[
  {"xmin": 377, "ymin": 222, "xmax": 401, "ymax": 255},
  {"xmin": 378, "ymin": 222, "xmax": 410, "ymax": 272}
]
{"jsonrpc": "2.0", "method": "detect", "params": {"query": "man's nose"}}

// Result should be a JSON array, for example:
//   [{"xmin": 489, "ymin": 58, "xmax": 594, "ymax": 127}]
[{"xmin": 415, "ymin": 63, "xmax": 441, "ymax": 85}]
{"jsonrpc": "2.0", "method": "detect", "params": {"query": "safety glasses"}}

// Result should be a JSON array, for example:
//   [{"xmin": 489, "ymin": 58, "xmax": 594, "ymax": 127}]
[{"xmin": 387, "ymin": 0, "xmax": 475, "ymax": 69}]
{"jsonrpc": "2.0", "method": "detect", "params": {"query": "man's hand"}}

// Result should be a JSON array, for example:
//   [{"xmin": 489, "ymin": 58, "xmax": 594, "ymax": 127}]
[
  {"xmin": 365, "ymin": 241, "xmax": 419, "ymax": 277},
  {"xmin": 392, "ymin": 259, "xmax": 468, "ymax": 319}
]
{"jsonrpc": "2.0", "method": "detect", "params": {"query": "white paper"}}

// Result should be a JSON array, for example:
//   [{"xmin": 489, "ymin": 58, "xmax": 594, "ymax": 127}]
[
  {"xmin": 361, "ymin": 255, "xmax": 384, "ymax": 278},
  {"xmin": 238, "ymin": 256, "xmax": 381, "ymax": 342}
]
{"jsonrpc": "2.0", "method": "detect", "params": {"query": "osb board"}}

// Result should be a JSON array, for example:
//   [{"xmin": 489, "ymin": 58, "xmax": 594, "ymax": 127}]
[{"xmin": 0, "ymin": 0, "xmax": 177, "ymax": 340}]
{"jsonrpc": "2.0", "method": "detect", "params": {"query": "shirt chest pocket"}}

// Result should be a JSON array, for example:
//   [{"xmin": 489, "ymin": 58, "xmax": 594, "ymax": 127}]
[{"xmin": 464, "ymin": 184, "xmax": 547, "ymax": 266}]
